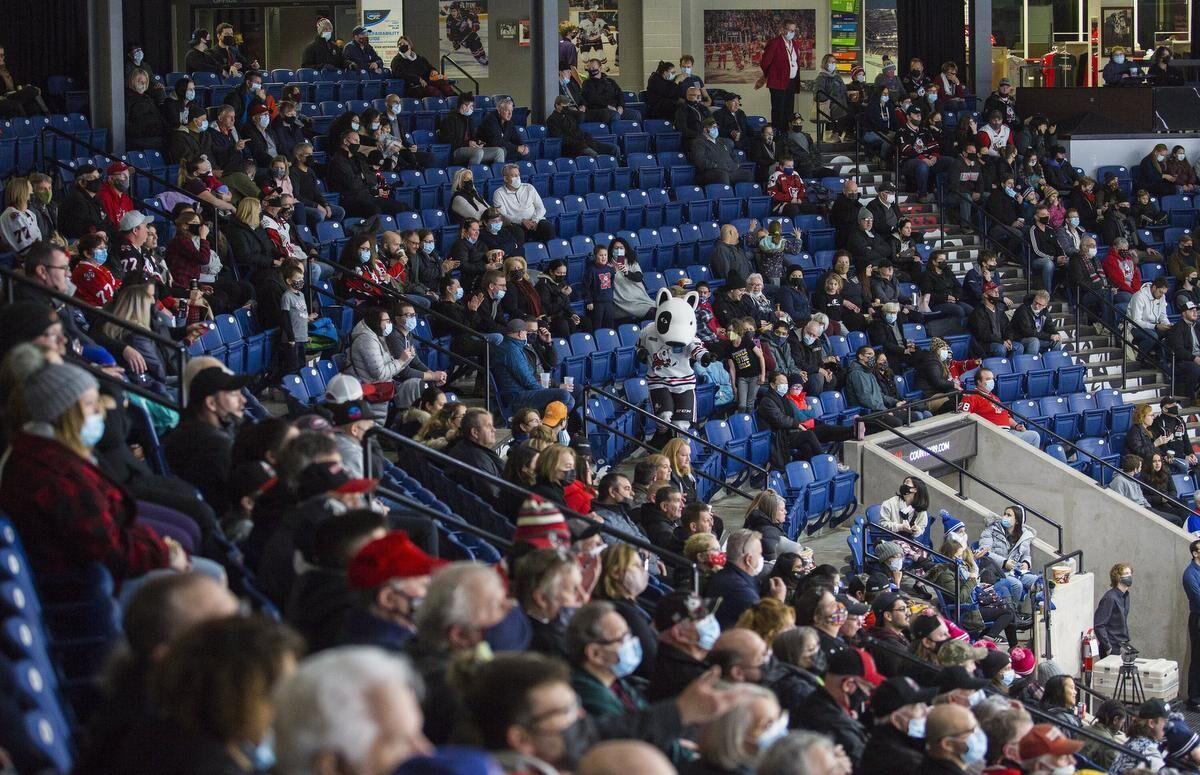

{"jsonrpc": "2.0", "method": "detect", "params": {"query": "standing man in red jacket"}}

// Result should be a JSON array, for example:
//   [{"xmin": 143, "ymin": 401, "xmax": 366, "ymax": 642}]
[{"xmin": 756, "ymin": 19, "xmax": 803, "ymax": 133}]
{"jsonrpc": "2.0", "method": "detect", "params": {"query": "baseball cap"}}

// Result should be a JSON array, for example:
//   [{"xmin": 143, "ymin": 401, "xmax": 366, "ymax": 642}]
[
  {"xmin": 865, "ymin": 572, "xmax": 891, "ymax": 595},
  {"xmin": 871, "ymin": 675, "xmax": 937, "ymax": 717},
  {"xmin": 106, "ymin": 161, "xmax": 130, "ymax": 175},
  {"xmin": 186, "ymin": 103, "xmax": 207, "ymax": 121},
  {"xmin": 347, "ymin": 531, "xmax": 448, "ymax": 589},
  {"xmin": 1138, "ymin": 698, "xmax": 1171, "ymax": 719},
  {"xmin": 1018, "ymin": 724, "xmax": 1084, "ymax": 759},
  {"xmin": 296, "ymin": 461, "xmax": 378, "ymax": 501},
  {"xmin": 909, "ymin": 612, "xmax": 944, "ymax": 641},
  {"xmin": 188, "ymin": 366, "xmax": 253, "ymax": 406},
  {"xmin": 878, "ymin": 182, "xmax": 897, "ymax": 194},
  {"xmin": 249, "ymin": 103, "xmax": 270, "ymax": 118},
  {"xmin": 328, "ymin": 399, "xmax": 374, "ymax": 426},
  {"xmin": 293, "ymin": 413, "xmax": 334, "ymax": 432},
  {"xmin": 906, "ymin": 104, "xmax": 924, "ymax": 115},
  {"xmin": 352, "ymin": 25, "xmax": 369, "ymax": 36},
  {"xmin": 1183, "ymin": 300, "xmax": 1199, "ymax": 311},
  {"xmin": 543, "ymin": 400, "xmax": 568, "ymax": 427},
  {"xmin": 653, "ymin": 590, "xmax": 717, "ymax": 630},
  {"xmin": 938, "ymin": 664, "xmax": 989, "ymax": 692},
  {"xmin": 936, "ymin": 639, "xmax": 989, "ymax": 667},
  {"xmin": 983, "ymin": 281, "xmax": 1000, "ymax": 293},
  {"xmin": 325, "ymin": 373, "xmax": 364, "ymax": 403},
  {"xmin": 999, "ymin": 77, "xmax": 1012, "ymax": 86},
  {"xmin": 789, "ymin": 112, "xmax": 804, "ymax": 122},
  {"xmin": 119, "ymin": 211, "xmax": 151, "ymax": 232},
  {"xmin": 505, "ymin": 318, "xmax": 530, "ymax": 334},
  {"xmin": 870, "ymin": 590, "xmax": 905, "ymax": 616},
  {"xmin": 826, "ymin": 647, "xmax": 866, "ymax": 677},
  {"xmin": 836, "ymin": 594, "xmax": 869, "ymax": 616}
]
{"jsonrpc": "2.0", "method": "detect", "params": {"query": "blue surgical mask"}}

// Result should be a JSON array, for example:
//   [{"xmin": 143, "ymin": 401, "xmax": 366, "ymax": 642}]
[
  {"xmin": 403, "ymin": 316, "xmax": 418, "ymax": 333},
  {"xmin": 982, "ymin": 378, "xmax": 995, "ymax": 393},
  {"xmin": 707, "ymin": 126, "xmax": 719, "ymax": 139},
  {"xmin": 1069, "ymin": 216, "xmax": 1080, "ymax": 227},
  {"xmin": 381, "ymin": 322, "xmax": 394, "ymax": 337},
  {"xmin": 803, "ymin": 334, "xmax": 816, "ymax": 344},
  {"xmin": 885, "ymin": 313, "xmax": 897, "ymax": 324},
  {"xmin": 351, "ymin": 120, "xmax": 361, "ymax": 132},
  {"xmin": 880, "ymin": 95, "xmax": 890, "ymax": 104},
  {"xmin": 463, "ymin": 106, "xmax": 475, "ymax": 117},
  {"xmin": 81, "ymin": 413, "xmax": 106, "ymax": 448},
  {"xmin": 785, "ymin": 31, "xmax": 796, "ymax": 41},
  {"xmin": 1000, "ymin": 517, "xmax": 1013, "ymax": 529},
  {"xmin": 359, "ymin": 248, "xmax": 372, "ymax": 264},
  {"xmin": 1114, "ymin": 54, "xmax": 1126, "ymax": 64},
  {"xmin": 611, "ymin": 637, "xmax": 643, "ymax": 678},
  {"xmin": 756, "ymin": 713, "xmax": 790, "ymax": 752},
  {"xmin": 775, "ymin": 383, "xmax": 788, "ymax": 396},
  {"xmin": 198, "ymin": 119, "xmax": 209, "ymax": 132},
  {"xmin": 185, "ymin": 89, "xmax": 196, "ymax": 101},
  {"xmin": 826, "ymin": 62, "xmax": 837, "ymax": 73},
  {"xmin": 1004, "ymin": 187, "xmax": 1017, "ymax": 198},
  {"xmin": 488, "ymin": 221, "xmax": 502, "ymax": 234},
  {"xmin": 695, "ymin": 614, "xmax": 721, "ymax": 650},
  {"xmin": 907, "ymin": 716, "xmax": 927, "ymax": 739},
  {"xmin": 928, "ymin": 93, "xmax": 937, "ymax": 103},
  {"xmin": 422, "ymin": 241, "xmax": 435, "ymax": 253},
  {"xmin": 92, "ymin": 248, "xmax": 108, "ymax": 265},
  {"xmin": 963, "ymin": 728, "xmax": 988, "ymax": 764},
  {"xmin": 1001, "ymin": 669, "xmax": 1016, "ymax": 686},
  {"xmin": 494, "ymin": 289, "xmax": 506, "ymax": 301},
  {"xmin": 968, "ymin": 689, "xmax": 985, "ymax": 707},
  {"xmin": 453, "ymin": 287, "xmax": 464, "ymax": 301}
]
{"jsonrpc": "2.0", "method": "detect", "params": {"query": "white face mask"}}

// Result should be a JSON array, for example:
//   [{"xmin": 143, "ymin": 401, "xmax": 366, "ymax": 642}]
[
  {"xmin": 785, "ymin": 31, "xmax": 796, "ymax": 40},
  {"xmin": 1087, "ymin": 247, "xmax": 1098, "ymax": 258},
  {"xmin": 257, "ymin": 114, "xmax": 270, "ymax": 128},
  {"xmin": 321, "ymin": 30, "xmax": 332, "ymax": 40},
  {"xmin": 887, "ymin": 558, "xmax": 903, "ymax": 571},
  {"xmin": 750, "ymin": 554, "xmax": 765, "ymax": 576},
  {"xmin": 826, "ymin": 62, "xmax": 837, "ymax": 74}
]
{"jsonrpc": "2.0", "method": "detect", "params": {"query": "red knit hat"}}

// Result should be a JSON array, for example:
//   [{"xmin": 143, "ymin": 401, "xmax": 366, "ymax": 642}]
[
  {"xmin": 1010, "ymin": 646, "xmax": 1037, "ymax": 676},
  {"xmin": 513, "ymin": 496, "xmax": 570, "ymax": 549}
]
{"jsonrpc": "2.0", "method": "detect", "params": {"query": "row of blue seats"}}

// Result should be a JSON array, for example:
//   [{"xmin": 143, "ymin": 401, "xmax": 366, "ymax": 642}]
[{"xmin": 0, "ymin": 114, "xmax": 107, "ymax": 176}]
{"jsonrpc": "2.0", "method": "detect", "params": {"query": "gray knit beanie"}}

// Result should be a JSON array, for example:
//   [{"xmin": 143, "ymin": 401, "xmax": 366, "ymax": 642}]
[
  {"xmin": 23, "ymin": 363, "xmax": 99, "ymax": 423},
  {"xmin": 875, "ymin": 540, "xmax": 903, "ymax": 563}
]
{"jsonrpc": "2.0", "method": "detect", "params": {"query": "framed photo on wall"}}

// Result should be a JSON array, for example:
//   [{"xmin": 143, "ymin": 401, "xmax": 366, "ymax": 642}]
[
  {"xmin": 1100, "ymin": 4, "xmax": 1134, "ymax": 54},
  {"xmin": 519, "ymin": 19, "xmax": 531, "ymax": 46}
]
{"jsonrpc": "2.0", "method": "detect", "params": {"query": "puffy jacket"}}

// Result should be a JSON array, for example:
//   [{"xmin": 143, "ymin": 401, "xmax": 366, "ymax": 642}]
[
  {"xmin": 978, "ymin": 510, "xmax": 1036, "ymax": 571},
  {"xmin": 346, "ymin": 319, "xmax": 402, "ymax": 383}
]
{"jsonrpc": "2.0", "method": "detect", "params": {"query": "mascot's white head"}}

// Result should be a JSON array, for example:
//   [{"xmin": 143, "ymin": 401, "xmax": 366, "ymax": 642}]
[{"xmin": 653, "ymin": 287, "xmax": 698, "ymax": 350}]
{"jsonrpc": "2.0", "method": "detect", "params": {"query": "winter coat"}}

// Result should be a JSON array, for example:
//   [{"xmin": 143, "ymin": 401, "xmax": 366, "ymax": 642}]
[
  {"xmin": 346, "ymin": 319, "xmax": 402, "ymax": 383},
  {"xmin": 978, "ymin": 512, "xmax": 1036, "ymax": 572}
]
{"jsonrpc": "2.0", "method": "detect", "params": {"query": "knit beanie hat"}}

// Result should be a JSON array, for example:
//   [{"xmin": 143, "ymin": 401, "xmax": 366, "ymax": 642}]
[
  {"xmin": 0, "ymin": 301, "xmax": 58, "ymax": 359},
  {"xmin": 940, "ymin": 510, "xmax": 965, "ymax": 536},
  {"xmin": 23, "ymin": 363, "xmax": 99, "ymax": 423},
  {"xmin": 875, "ymin": 541, "xmax": 902, "ymax": 563},
  {"xmin": 929, "ymin": 337, "xmax": 950, "ymax": 356},
  {"xmin": 513, "ymin": 496, "xmax": 570, "ymax": 549},
  {"xmin": 1010, "ymin": 646, "xmax": 1037, "ymax": 676}
]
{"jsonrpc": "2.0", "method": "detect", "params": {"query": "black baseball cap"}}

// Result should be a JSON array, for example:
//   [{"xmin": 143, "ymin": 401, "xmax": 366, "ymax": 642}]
[
  {"xmin": 836, "ymin": 594, "xmax": 869, "ymax": 616},
  {"xmin": 1139, "ymin": 698, "xmax": 1171, "ymax": 719},
  {"xmin": 871, "ymin": 590, "xmax": 906, "ymax": 616},
  {"xmin": 938, "ymin": 665, "xmax": 989, "ymax": 692},
  {"xmin": 296, "ymin": 461, "xmax": 378, "ymax": 501},
  {"xmin": 865, "ymin": 572, "xmax": 891, "ymax": 595},
  {"xmin": 653, "ymin": 590, "xmax": 718, "ymax": 630},
  {"xmin": 909, "ymin": 613, "xmax": 945, "ymax": 641},
  {"xmin": 871, "ymin": 675, "xmax": 937, "ymax": 716},
  {"xmin": 188, "ymin": 366, "xmax": 253, "ymax": 406},
  {"xmin": 827, "ymin": 647, "xmax": 866, "ymax": 677}
]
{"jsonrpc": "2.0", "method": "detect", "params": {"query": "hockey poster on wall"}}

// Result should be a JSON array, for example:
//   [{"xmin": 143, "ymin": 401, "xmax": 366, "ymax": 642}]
[
  {"xmin": 701, "ymin": 9, "xmax": 817, "ymax": 85},
  {"xmin": 568, "ymin": 2, "xmax": 621, "ymax": 76},
  {"xmin": 440, "ymin": 1, "xmax": 489, "ymax": 78}
]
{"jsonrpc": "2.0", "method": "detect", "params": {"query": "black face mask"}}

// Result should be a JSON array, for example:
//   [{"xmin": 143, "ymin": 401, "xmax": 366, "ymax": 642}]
[
  {"xmin": 84, "ymin": 178, "xmax": 103, "ymax": 193},
  {"xmin": 552, "ymin": 274, "xmax": 567, "ymax": 284},
  {"xmin": 347, "ymin": 142, "xmax": 361, "ymax": 153},
  {"xmin": 560, "ymin": 469, "xmax": 577, "ymax": 485},
  {"xmin": 1166, "ymin": 405, "xmax": 1181, "ymax": 415},
  {"xmin": 399, "ymin": 44, "xmax": 410, "ymax": 53},
  {"xmin": 588, "ymin": 69, "xmax": 601, "ymax": 77},
  {"xmin": 187, "ymin": 223, "xmax": 202, "ymax": 235},
  {"xmin": 808, "ymin": 649, "xmax": 828, "ymax": 675},
  {"xmin": 222, "ymin": 35, "xmax": 235, "ymax": 47},
  {"xmin": 789, "ymin": 277, "xmax": 804, "ymax": 288}
]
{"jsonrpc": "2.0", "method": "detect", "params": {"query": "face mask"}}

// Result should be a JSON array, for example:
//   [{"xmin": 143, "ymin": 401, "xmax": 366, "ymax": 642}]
[
  {"xmin": 963, "ymin": 728, "xmax": 988, "ymax": 765},
  {"xmin": 682, "ymin": 66, "xmax": 692, "ymax": 75},
  {"xmin": 785, "ymin": 31, "xmax": 796, "ymax": 40},
  {"xmin": 1120, "ymin": 575, "xmax": 1133, "ymax": 586},
  {"xmin": 91, "ymin": 247, "xmax": 109, "ymax": 266},
  {"xmin": 419, "ymin": 240, "xmax": 435, "ymax": 255},
  {"xmin": 750, "ymin": 554, "xmax": 765, "ymax": 576},
  {"xmin": 507, "ymin": 175, "xmax": 522, "ymax": 189},
  {"xmin": 370, "ymin": 121, "xmax": 381, "ymax": 131},
  {"xmin": 321, "ymin": 30, "xmax": 332, "ymax": 40},
  {"xmin": 1157, "ymin": 154, "xmax": 1167, "ymax": 163},
  {"xmin": 1068, "ymin": 216, "xmax": 1080, "ymax": 228},
  {"xmin": 1036, "ymin": 216, "xmax": 1048, "ymax": 224},
  {"xmin": 928, "ymin": 93, "xmax": 937, "ymax": 103},
  {"xmin": 350, "ymin": 120, "xmax": 361, "ymax": 132},
  {"xmin": 1001, "ymin": 669, "xmax": 1016, "ymax": 686},
  {"xmin": 1048, "ymin": 766, "xmax": 1074, "ymax": 775},
  {"xmin": 185, "ymin": 89, "xmax": 196, "ymax": 101},
  {"xmin": 1000, "ymin": 517, "xmax": 1013, "ymax": 529},
  {"xmin": 35, "ymin": 189, "xmax": 52, "ymax": 205},
  {"xmin": 880, "ymin": 95, "xmax": 890, "ymax": 104},
  {"xmin": 290, "ymin": 278, "xmax": 304, "ymax": 291},
  {"xmin": 757, "ymin": 713, "xmax": 790, "ymax": 752},
  {"xmin": 132, "ymin": 51, "xmax": 143, "ymax": 64},
  {"xmin": 257, "ymin": 114, "xmax": 270, "ymax": 128},
  {"xmin": 381, "ymin": 322, "xmax": 393, "ymax": 337},
  {"xmin": 826, "ymin": 62, "xmax": 837, "ymax": 74},
  {"xmin": 453, "ymin": 287, "xmax": 464, "ymax": 301},
  {"xmin": 399, "ymin": 44, "xmax": 410, "ymax": 53},
  {"xmin": 560, "ymin": 468, "xmax": 577, "ymax": 486},
  {"xmin": 494, "ymin": 289, "xmax": 506, "ymax": 301},
  {"xmin": 588, "ymin": 69, "xmax": 600, "ymax": 78},
  {"xmin": 887, "ymin": 558, "xmax": 903, "ymax": 571},
  {"xmin": 695, "ymin": 614, "xmax": 721, "ymax": 650},
  {"xmin": 488, "ymin": 221, "xmax": 502, "ymax": 234},
  {"xmin": 611, "ymin": 637, "xmax": 643, "ymax": 678},
  {"xmin": 358, "ymin": 248, "xmax": 372, "ymax": 264},
  {"xmin": 76, "ymin": 410, "xmax": 106, "ymax": 448},
  {"xmin": 84, "ymin": 178, "xmax": 103, "ymax": 194},
  {"xmin": 803, "ymin": 333, "xmax": 816, "ymax": 345},
  {"xmin": 981, "ymin": 378, "xmax": 996, "ymax": 393},
  {"xmin": 563, "ymin": 76, "xmax": 573, "ymax": 86},
  {"xmin": 1004, "ymin": 187, "xmax": 1017, "ymax": 198},
  {"xmin": 198, "ymin": 119, "xmax": 209, "ymax": 132},
  {"xmin": 463, "ymin": 106, "xmax": 475, "ymax": 116},
  {"xmin": 885, "ymin": 313, "xmax": 897, "ymax": 324},
  {"xmin": 612, "ymin": 248, "xmax": 626, "ymax": 258},
  {"xmin": 774, "ymin": 383, "xmax": 788, "ymax": 396},
  {"xmin": 907, "ymin": 716, "xmax": 927, "ymax": 739},
  {"xmin": 390, "ymin": 104, "xmax": 402, "ymax": 116},
  {"xmin": 967, "ymin": 690, "xmax": 986, "ymax": 708},
  {"xmin": 855, "ymin": 74, "xmax": 866, "ymax": 83},
  {"xmin": 1114, "ymin": 54, "xmax": 1126, "ymax": 64},
  {"xmin": 397, "ymin": 316, "xmax": 416, "ymax": 334},
  {"xmin": 1087, "ymin": 247, "xmax": 1098, "ymax": 258},
  {"xmin": 707, "ymin": 126, "xmax": 719, "ymax": 139}
]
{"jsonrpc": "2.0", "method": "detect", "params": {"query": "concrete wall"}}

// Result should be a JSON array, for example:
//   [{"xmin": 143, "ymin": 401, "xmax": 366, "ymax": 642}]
[{"xmin": 967, "ymin": 416, "xmax": 1195, "ymax": 670}]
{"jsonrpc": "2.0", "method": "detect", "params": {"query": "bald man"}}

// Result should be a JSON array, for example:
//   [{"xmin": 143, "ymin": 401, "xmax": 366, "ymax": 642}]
[
  {"xmin": 710, "ymin": 223, "xmax": 755, "ymax": 283},
  {"xmin": 576, "ymin": 741, "xmax": 676, "ymax": 775},
  {"xmin": 709, "ymin": 629, "xmax": 771, "ymax": 684},
  {"xmin": 920, "ymin": 703, "xmax": 985, "ymax": 774}
]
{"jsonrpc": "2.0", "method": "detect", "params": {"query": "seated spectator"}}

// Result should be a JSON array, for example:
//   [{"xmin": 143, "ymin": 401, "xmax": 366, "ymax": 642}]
[
  {"xmin": 536, "ymin": 259, "xmax": 583, "ymax": 337},
  {"xmin": 760, "ymin": 371, "xmax": 859, "ymax": 464},
  {"xmin": 414, "ymin": 401, "xmax": 466, "ymax": 450},
  {"xmin": 390, "ymin": 34, "xmax": 451, "ymax": 97},
  {"xmin": 847, "ymin": 209, "xmax": 894, "ymax": 269},
  {"xmin": 479, "ymin": 97, "xmax": 530, "ymax": 162},
  {"xmin": 1139, "ymin": 142, "xmax": 1177, "ymax": 197},
  {"xmin": 968, "ymin": 282, "xmax": 1023, "ymax": 358},
  {"xmin": 1167, "ymin": 145, "xmax": 1199, "ymax": 193},
  {"xmin": 607, "ymin": 237, "xmax": 655, "ymax": 323},
  {"xmin": 959, "ymin": 369, "xmax": 1042, "ymax": 446},
  {"xmin": 444, "ymin": 408, "xmax": 503, "ymax": 502},
  {"xmin": 713, "ymin": 93, "xmax": 748, "ymax": 148},
  {"xmin": 546, "ymin": 95, "xmax": 616, "ymax": 157},
  {"xmin": 857, "ymin": 676, "xmax": 935, "ymax": 775},
  {"xmin": 567, "ymin": 601, "xmax": 651, "ymax": 719},
  {"xmin": 812, "ymin": 272, "xmax": 867, "ymax": 333},
  {"xmin": 581, "ymin": 58, "xmax": 639, "ymax": 122},
  {"xmin": 1102, "ymin": 237, "xmax": 1143, "ymax": 300},
  {"xmin": 438, "ymin": 93, "xmax": 505, "ymax": 166},
  {"xmin": 327, "ymin": 129, "xmax": 407, "ymax": 218},
  {"xmin": 1111, "ymin": 700, "xmax": 1170, "ymax": 772},
  {"xmin": 689, "ymin": 118, "xmax": 753, "ymax": 186},
  {"xmin": 867, "ymin": 184, "xmax": 903, "ymax": 236},
  {"xmin": 800, "ymin": 647, "xmax": 870, "ymax": 765},
  {"xmin": 342, "ymin": 25, "xmax": 383, "ymax": 72},
  {"xmin": 637, "ymin": 485, "xmax": 685, "ymax": 554},
  {"xmin": 743, "ymin": 490, "xmax": 804, "ymax": 563},
  {"xmin": 917, "ymin": 251, "xmax": 970, "ymax": 329},
  {"xmin": 845, "ymin": 346, "xmax": 905, "ymax": 429},
  {"xmin": 976, "ymin": 505, "xmax": 1040, "ymax": 609},
  {"xmin": 984, "ymin": 172, "xmax": 1027, "ymax": 257},
  {"xmin": 897, "ymin": 104, "xmax": 951, "ymax": 202},
  {"xmin": 124, "ymin": 68, "xmax": 167, "ymax": 152},
  {"xmin": 710, "ymin": 223, "xmax": 756, "ymax": 284},
  {"xmin": 859, "ymin": 85, "xmax": 899, "ymax": 163},
  {"xmin": 1010, "ymin": 290, "xmax": 1063, "ymax": 356},
  {"xmin": 644, "ymin": 60, "xmax": 680, "ymax": 120},
  {"xmin": 59, "ymin": 164, "xmax": 111, "ymax": 241},
  {"xmin": 674, "ymin": 86, "xmax": 711, "ymax": 144},
  {"xmin": 1170, "ymin": 301, "xmax": 1200, "ymax": 400},
  {"xmin": 163, "ymin": 366, "xmax": 250, "ymax": 515},
  {"xmin": 1108, "ymin": 453, "xmax": 1185, "ymax": 526},
  {"xmin": 492, "ymin": 164, "xmax": 555, "ymax": 242},
  {"xmin": 491, "ymin": 318, "xmax": 573, "ymax": 414},
  {"xmin": 1128, "ymin": 276, "xmax": 1172, "ymax": 357},
  {"xmin": 0, "ymin": 176, "xmax": 41, "ymax": 255}
]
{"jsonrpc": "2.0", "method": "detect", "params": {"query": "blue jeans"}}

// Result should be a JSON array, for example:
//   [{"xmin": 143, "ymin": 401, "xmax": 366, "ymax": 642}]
[
  {"xmin": 1032, "ymin": 256, "xmax": 1055, "ymax": 293},
  {"xmin": 1010, "ymin": 428, "xmax": 1042, "ymax": 446},
  {"xmin": 510, "ymin": 387, "xmax": 575, "ymax": 414},
  {"xmin": 986, "ymin": 341, "xmax": 1024, "ymax": 357},
  {"xmin": 861, "ymin": 131, "xmax": 893, "ymax": 161},
  {"xmin": 1020, "ymin": 337, "xmax": 1062, "ymax": 355},
  {"xmin": 902, "ymin": 156, "xmax": 953, "ymax": 194},
  {"xmin": 993, "ymin": 572, "xmax": 1039, "ymax": 607}
]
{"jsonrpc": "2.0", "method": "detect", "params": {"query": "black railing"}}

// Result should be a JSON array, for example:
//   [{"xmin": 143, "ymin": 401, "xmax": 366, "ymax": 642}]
[
  {"xmin": 1074, "ymin": 280, "xmax": 1176, "ymax": 394},
  {"xmin": 863, "ymin": 521, "xmax": 962, "ymax": 622},
  {"xmin": 856, "ymin": 391, "xmax": 959, "ymax": 427},
  {"xmin": 439, "ymin": 55, "xmax": 479, "ymax": 97},
  {"xmin": 362, "ymin": 426, "xmax": 701, "ymax": 589},
  {"xmin": 967, "ymin": 389, "xmax": 1195, "ymax": 516},
  {"xmin": 0, "ymin": 266, "xmax": 189, "ymax": 409},
  {"xmin": 815, "ymin": 88, "xmax": 903, "ymax": 189},
  {"xmin": 375, "ymin": 483, "xmax": 513, "ymax": 550},
  {"xmin": 583, "ymin": 385, "xmax": 768, "ymax": 478},
  {"xmin": 870, "ymin": 418, "xmax": 1065, "ymax": 553}
]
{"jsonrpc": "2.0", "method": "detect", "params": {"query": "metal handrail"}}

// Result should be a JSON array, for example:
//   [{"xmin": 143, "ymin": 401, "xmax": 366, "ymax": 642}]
[
  {"xmin": 858, "ymin": 632, "xmax": 1150, "ymax": 764},
  {"xmin": 966, "ymin": 388, "xmax": 1195, "ymax": 516},
  {"xmin": 1073, "ymin": 279, "xmax": 1174, "ymax": 392},
  {"xmin": 361, "ymin": 426, "xmax": 701, "ymax": 587},
  {"xmin": 375, "ymin": 483, "xmax": 513, "ymax": 550},
  {"xmin": 0, "ymin": 265, "xmax": 190, "ymax": 403},
  {"xmin": 814, "ymin": 87, "xmax": 903, "ymax": 188},
  {"xmin": 863, "ymin": 521, "xmax": 962, "ymax": 621},
  {"xmin": 439, "ymin": 55, "xmax": 479, "ymax": 97},
  {"xmin": 581, "ymin": 411, "xmax": 755, "ymax": 501},
  {"xmin": 855, "ymin": 391, "xmax": 959, "ymax": 426},
  {"xmin": 1039, "ymin": 549, "xmax": 1083, "ymax": 661},
  {"xmin": 871, "ymin": 419, "xmax": 1065, "ymax": 553},
  {"xmin": 583, "ymin": 385, "xmax": 768, "ymax": 476}
]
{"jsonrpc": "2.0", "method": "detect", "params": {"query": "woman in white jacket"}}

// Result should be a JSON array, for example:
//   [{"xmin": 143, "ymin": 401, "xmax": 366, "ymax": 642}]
[
  {"xmin": 878, "ymin": 477, "xmax": 930, "ymax": 563},
  {"xmin": 346, "ymin": 305, "xmax": 444, "ymax": 420},
  {"xmin": 1, "ymin": 177, "xmax": 41, "ymax": 255}
]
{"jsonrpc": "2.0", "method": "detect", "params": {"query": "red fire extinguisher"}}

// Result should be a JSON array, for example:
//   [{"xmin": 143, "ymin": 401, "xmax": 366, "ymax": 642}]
[{"xmin": 1081, "ymin": 629, "xmax": 1098, "ymax": 672}]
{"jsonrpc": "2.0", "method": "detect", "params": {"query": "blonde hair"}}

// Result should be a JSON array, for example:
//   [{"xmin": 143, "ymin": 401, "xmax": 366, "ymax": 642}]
[
  {"xmin": 661, "ymin": 437, "xmax": 692, "ymax": 477},
  {"xmin": 595, "ymin": 543, "xmax": 641, "ymax": 601},
  {"xmin": 53, "ymin": 399, "xmax": 90, "ymax": 457},
  {"xmin": 237, "ymin": 197, "xmax": 262, "ymax": 229},
  {"xmin": 747, "ymin": 489, "xmax": 784, "ymax": 522},
  {"xmin": 938, "ymin": 538, "xmax": 976, "ymax": 575},
  {"xmin": 735, "ymin": 598, "xmax": 796, "ymax": 645},
  {"xmin": 1132, "ymin": 403, "xmax": 1153, "ymax": 426},
  {"xmin": 98, "ymin": 283, "xmax": 155, "ymax": 342},
  {"xmin": 452, "ymin": 168, "xmax": 474, "ymax": 190},
  {"xmin": 5, "ymin": 177, "xmax": 31, "ymax": 210},
  {"xmin": 535, "ymin": 444, "xmax": 575, "ymax": 483},
  {"xmin": 683, "ymin": 532, "xmax": 719, "ymax": 561},
  {"xmin": 415, "ymin": 401, "xmax": 465, "ymax": 442}
]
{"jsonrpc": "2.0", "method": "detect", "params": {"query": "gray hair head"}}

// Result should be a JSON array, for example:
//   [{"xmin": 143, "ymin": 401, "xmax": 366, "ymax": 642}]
[
  {"xmin": 414, "ymin": 562, "xmax": 500, "ymax": 642},
  {"xmin": 697, "ymin": 683, "xmax": 779, "ymax": 770},
  {"xmin": 725, "ymin": 528, "xmax": 761, "ymax": 563},
  {"xmin": 757, "ymin": 731, "xmax": 840, "ymax": 775}
]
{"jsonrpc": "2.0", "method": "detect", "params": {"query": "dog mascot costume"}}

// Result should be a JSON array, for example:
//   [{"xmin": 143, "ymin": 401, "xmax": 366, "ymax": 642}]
[{"xmin": 638, "ymin": 288, "xmax": 712, "ymax": 446}]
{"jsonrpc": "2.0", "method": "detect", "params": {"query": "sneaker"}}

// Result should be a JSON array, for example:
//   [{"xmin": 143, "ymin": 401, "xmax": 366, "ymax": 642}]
[{"xmin": 837, "ymin": 462, "xmax": 851, "ymax": 472}]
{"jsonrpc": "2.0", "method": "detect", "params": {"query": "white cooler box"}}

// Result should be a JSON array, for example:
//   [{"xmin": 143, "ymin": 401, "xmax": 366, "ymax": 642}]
[{"xmin": 1091, "ymin": 655, "xmax": 1179, "ymax": 701}]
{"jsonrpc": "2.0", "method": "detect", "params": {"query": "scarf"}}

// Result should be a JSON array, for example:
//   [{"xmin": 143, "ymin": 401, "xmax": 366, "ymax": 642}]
[{"xmin": 515, "ymin": 279, "xmax": 542, "ymax": 318}]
